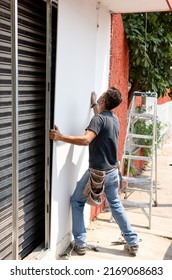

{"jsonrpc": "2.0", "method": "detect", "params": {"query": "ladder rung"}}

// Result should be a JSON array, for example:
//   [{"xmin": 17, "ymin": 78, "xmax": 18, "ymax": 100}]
[
  {"xmin": 131, "ymin": 143, "xmax": 152, "ymax": 148},
  {"xmin": 130, "ymin": 112, "xmax": 155, "ymax": 119},
  {"xmin": 122, "ymin": 176, "xmax": 156, "ymax": 189},
  {"xmin": 122, "ymin": 200, "xmax": 149, "ymax": 208},
  {"xmin": 134, "ymin": 91, "xmax": 157, "ymax": 98},
  {"xmin": 128, "ymin": 133, "xmax": 154, "ymax": 140},
  {"xmin": 125, "ymin": 187, "xmax": 151, "ymax": 192},
  {"xmin": 122, "ymin": 176, "xmax": 151, "ymax": 184},
  {"xmin": 122, "ymin": 177, "xmax": 154, "ymax": 191},
  {"xmin": 123, "ymin": 154, "xmax": 152, "ymax": 161}
]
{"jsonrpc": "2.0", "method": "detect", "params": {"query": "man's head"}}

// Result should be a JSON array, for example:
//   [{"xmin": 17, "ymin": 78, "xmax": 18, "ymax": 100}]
[{"xmin": 98, "ymin": 87, "xmax": 122, "ymax": 111}]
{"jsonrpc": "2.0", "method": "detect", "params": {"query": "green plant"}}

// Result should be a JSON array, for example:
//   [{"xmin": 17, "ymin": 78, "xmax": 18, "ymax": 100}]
[
  {"xmin": 123, "ymin": 157, "xmax": 137, "ymax": 176},
  {"xmin": 133, "ymin": 116, "xmax": 167, "ymax": 157},
  {"xmin": 122, "ymin": 12, "xmax": 172, "ymax": 107}
]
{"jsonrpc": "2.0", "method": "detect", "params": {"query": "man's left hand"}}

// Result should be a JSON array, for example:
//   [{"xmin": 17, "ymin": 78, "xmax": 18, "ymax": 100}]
[{"xmin": 49, "ymin": 125, "xmax": 61, "ymax": 141}]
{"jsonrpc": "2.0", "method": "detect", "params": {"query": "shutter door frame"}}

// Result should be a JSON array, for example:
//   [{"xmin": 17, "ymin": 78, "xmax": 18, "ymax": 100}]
[
  {"xmin": 45, "ymin": 0, "xmax": 52, "ymax": 250},
  {"xmin": 0, "ymin": 0, "xmax": 13, "ymax": 260},
  {"xmin": 11, "ymin": 0, "xmax": 19, "ymax": 260}
]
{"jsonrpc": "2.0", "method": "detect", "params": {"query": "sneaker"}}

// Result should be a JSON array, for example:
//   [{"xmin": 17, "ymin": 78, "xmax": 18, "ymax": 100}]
[
  {"xmin": 74, "ymin": 245, "xmax": 86, "ymax": 255},
  {"xmin": 125, "ymin": 244, "xmax": 139, "ymax": 256}
]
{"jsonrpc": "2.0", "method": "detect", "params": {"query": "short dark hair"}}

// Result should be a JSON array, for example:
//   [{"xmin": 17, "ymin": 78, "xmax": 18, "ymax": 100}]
[{"xmin": 104, "ymin": 87, "xmax": 122, "ymax": 110}]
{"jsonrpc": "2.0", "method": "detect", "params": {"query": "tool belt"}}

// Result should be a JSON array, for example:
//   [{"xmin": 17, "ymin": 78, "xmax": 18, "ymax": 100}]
[{"xmin": 83, "ymin": 169, "xmax": 106, "ymax": 206}]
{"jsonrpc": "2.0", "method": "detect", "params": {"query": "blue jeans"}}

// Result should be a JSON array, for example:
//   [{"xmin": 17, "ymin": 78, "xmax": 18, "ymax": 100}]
[{"xmin": 70, "ymin": 169, "xmax": 138, "ymax": 247}]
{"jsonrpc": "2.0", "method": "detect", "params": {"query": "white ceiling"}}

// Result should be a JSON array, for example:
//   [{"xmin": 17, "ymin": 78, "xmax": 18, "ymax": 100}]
[{"xmin": 100, "ymin": 0, "xmax": 172, "ymax": 13}]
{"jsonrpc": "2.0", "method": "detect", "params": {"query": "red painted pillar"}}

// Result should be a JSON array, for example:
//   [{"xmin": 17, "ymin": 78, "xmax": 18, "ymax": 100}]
[{"xmin": 109, "ymin": 14, "xmax": 129, "ymax": 162}]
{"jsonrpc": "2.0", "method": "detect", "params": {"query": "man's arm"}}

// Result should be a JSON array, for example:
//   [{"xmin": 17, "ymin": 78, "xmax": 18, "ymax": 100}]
[
  {"xmin": 49, "ymin": 126, "xmax": 96, "ymax": 146},
  {"xmin": 49, "ymin": 92, "xmax": 99, "ymax": 145}
]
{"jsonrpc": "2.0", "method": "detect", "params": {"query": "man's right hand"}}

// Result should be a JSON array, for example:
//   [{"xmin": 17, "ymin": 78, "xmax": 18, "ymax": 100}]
[
  {"xmin": 91, "ymin": 91, "xmax": 99, "ymax": 115},
  {"xmin": 91, "ymin": 91, "xmax": 97, "ymax": 107}
]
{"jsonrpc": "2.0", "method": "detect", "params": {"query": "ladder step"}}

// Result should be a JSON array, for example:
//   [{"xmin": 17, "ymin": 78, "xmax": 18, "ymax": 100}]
[
  {"xmin": 134, "ymin": 92, "xmax": 157, "ymax": 98},
  {"xmin": 122, "ymin": 176, "xmax": 152, "ymax": 191},
  {"xmin": 123, "ymin": 154, "xmax": 152, "ymax": 161},
  {"xmin": 130, "ymin": 112, "xmax": 155, "ymax": 119},
  {"xmin": 131, "ymin": 143, "xmax": 152, "ymax": 149},
  {"xmin": 122, "ymin": 200, "xmax": 149, "ymax": 208},
  {"xmin": 128, "ymin": 133, "xmax": 154, "ymax": 140},
  {"xmin": 122, "ymin": 176, "xmax": 151, "ymax": 185},
  {"xmin": 125, "ymin": 186, "xmax": 151, "ymax": 192}
]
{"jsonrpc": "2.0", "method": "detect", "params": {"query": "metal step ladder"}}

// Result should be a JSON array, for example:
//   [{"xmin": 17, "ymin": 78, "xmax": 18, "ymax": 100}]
[{"xmin": 120, "ymin": 92, "xmax": 158, "ymax": 229}]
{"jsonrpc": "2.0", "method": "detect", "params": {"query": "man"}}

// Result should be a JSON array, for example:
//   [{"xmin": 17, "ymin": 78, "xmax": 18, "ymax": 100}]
[{"xmin": 49, "ymin": 87, "xmax": 139, "ymax": 256}]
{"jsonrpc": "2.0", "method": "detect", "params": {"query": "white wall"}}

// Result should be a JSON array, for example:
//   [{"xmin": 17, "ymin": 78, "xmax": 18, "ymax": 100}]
[
  {"xmin": 94, "ymin": 2, "xmax": 111, "ymax": 93},
  {"xmin": 146, "ymin": 97, "xmax": 172, "ymax": 147},
  {"xmin": 50, "ymin": 0, "xmax": 111, "ymax": 258},
  {"xmin": 157, "ymin": 101, "xmax": 172, "ymax": 141}
]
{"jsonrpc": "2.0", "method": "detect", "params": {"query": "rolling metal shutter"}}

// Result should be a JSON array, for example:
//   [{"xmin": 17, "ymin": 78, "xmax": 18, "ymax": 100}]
[
  {"xmin": 18, "ymin": 0, "xmax": 46, "ymax": 259},
  {"xmin": 0, "ymin": 0, "xmax": 46, "ymax": 259}
]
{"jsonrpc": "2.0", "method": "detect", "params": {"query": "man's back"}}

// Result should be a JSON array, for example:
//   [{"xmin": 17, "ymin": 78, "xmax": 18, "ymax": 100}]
[{"xmin": 86, "ymin": 111, "xmax": 120, "ymax": 171}]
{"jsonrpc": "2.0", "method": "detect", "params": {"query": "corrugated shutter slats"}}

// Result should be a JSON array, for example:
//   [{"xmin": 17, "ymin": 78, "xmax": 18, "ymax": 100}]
[{"xmin": 18, "ymin": 0, "xmax": 46, "ymax": 259}]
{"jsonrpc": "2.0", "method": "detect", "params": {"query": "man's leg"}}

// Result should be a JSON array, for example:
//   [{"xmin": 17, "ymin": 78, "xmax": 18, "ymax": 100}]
[
  {"xmin": 104, "ymin": 170, "xmax": 139, "ymax": 253},
  {"xmin": 70, "ymin": 170, "xmax": 89, "ymax": 249}
]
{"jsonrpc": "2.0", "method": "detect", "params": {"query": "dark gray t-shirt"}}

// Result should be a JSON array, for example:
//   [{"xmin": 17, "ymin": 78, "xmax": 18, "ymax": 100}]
[{"xmin": 86, "ymin": 111, "xmax": 120, "ymax": 170}]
